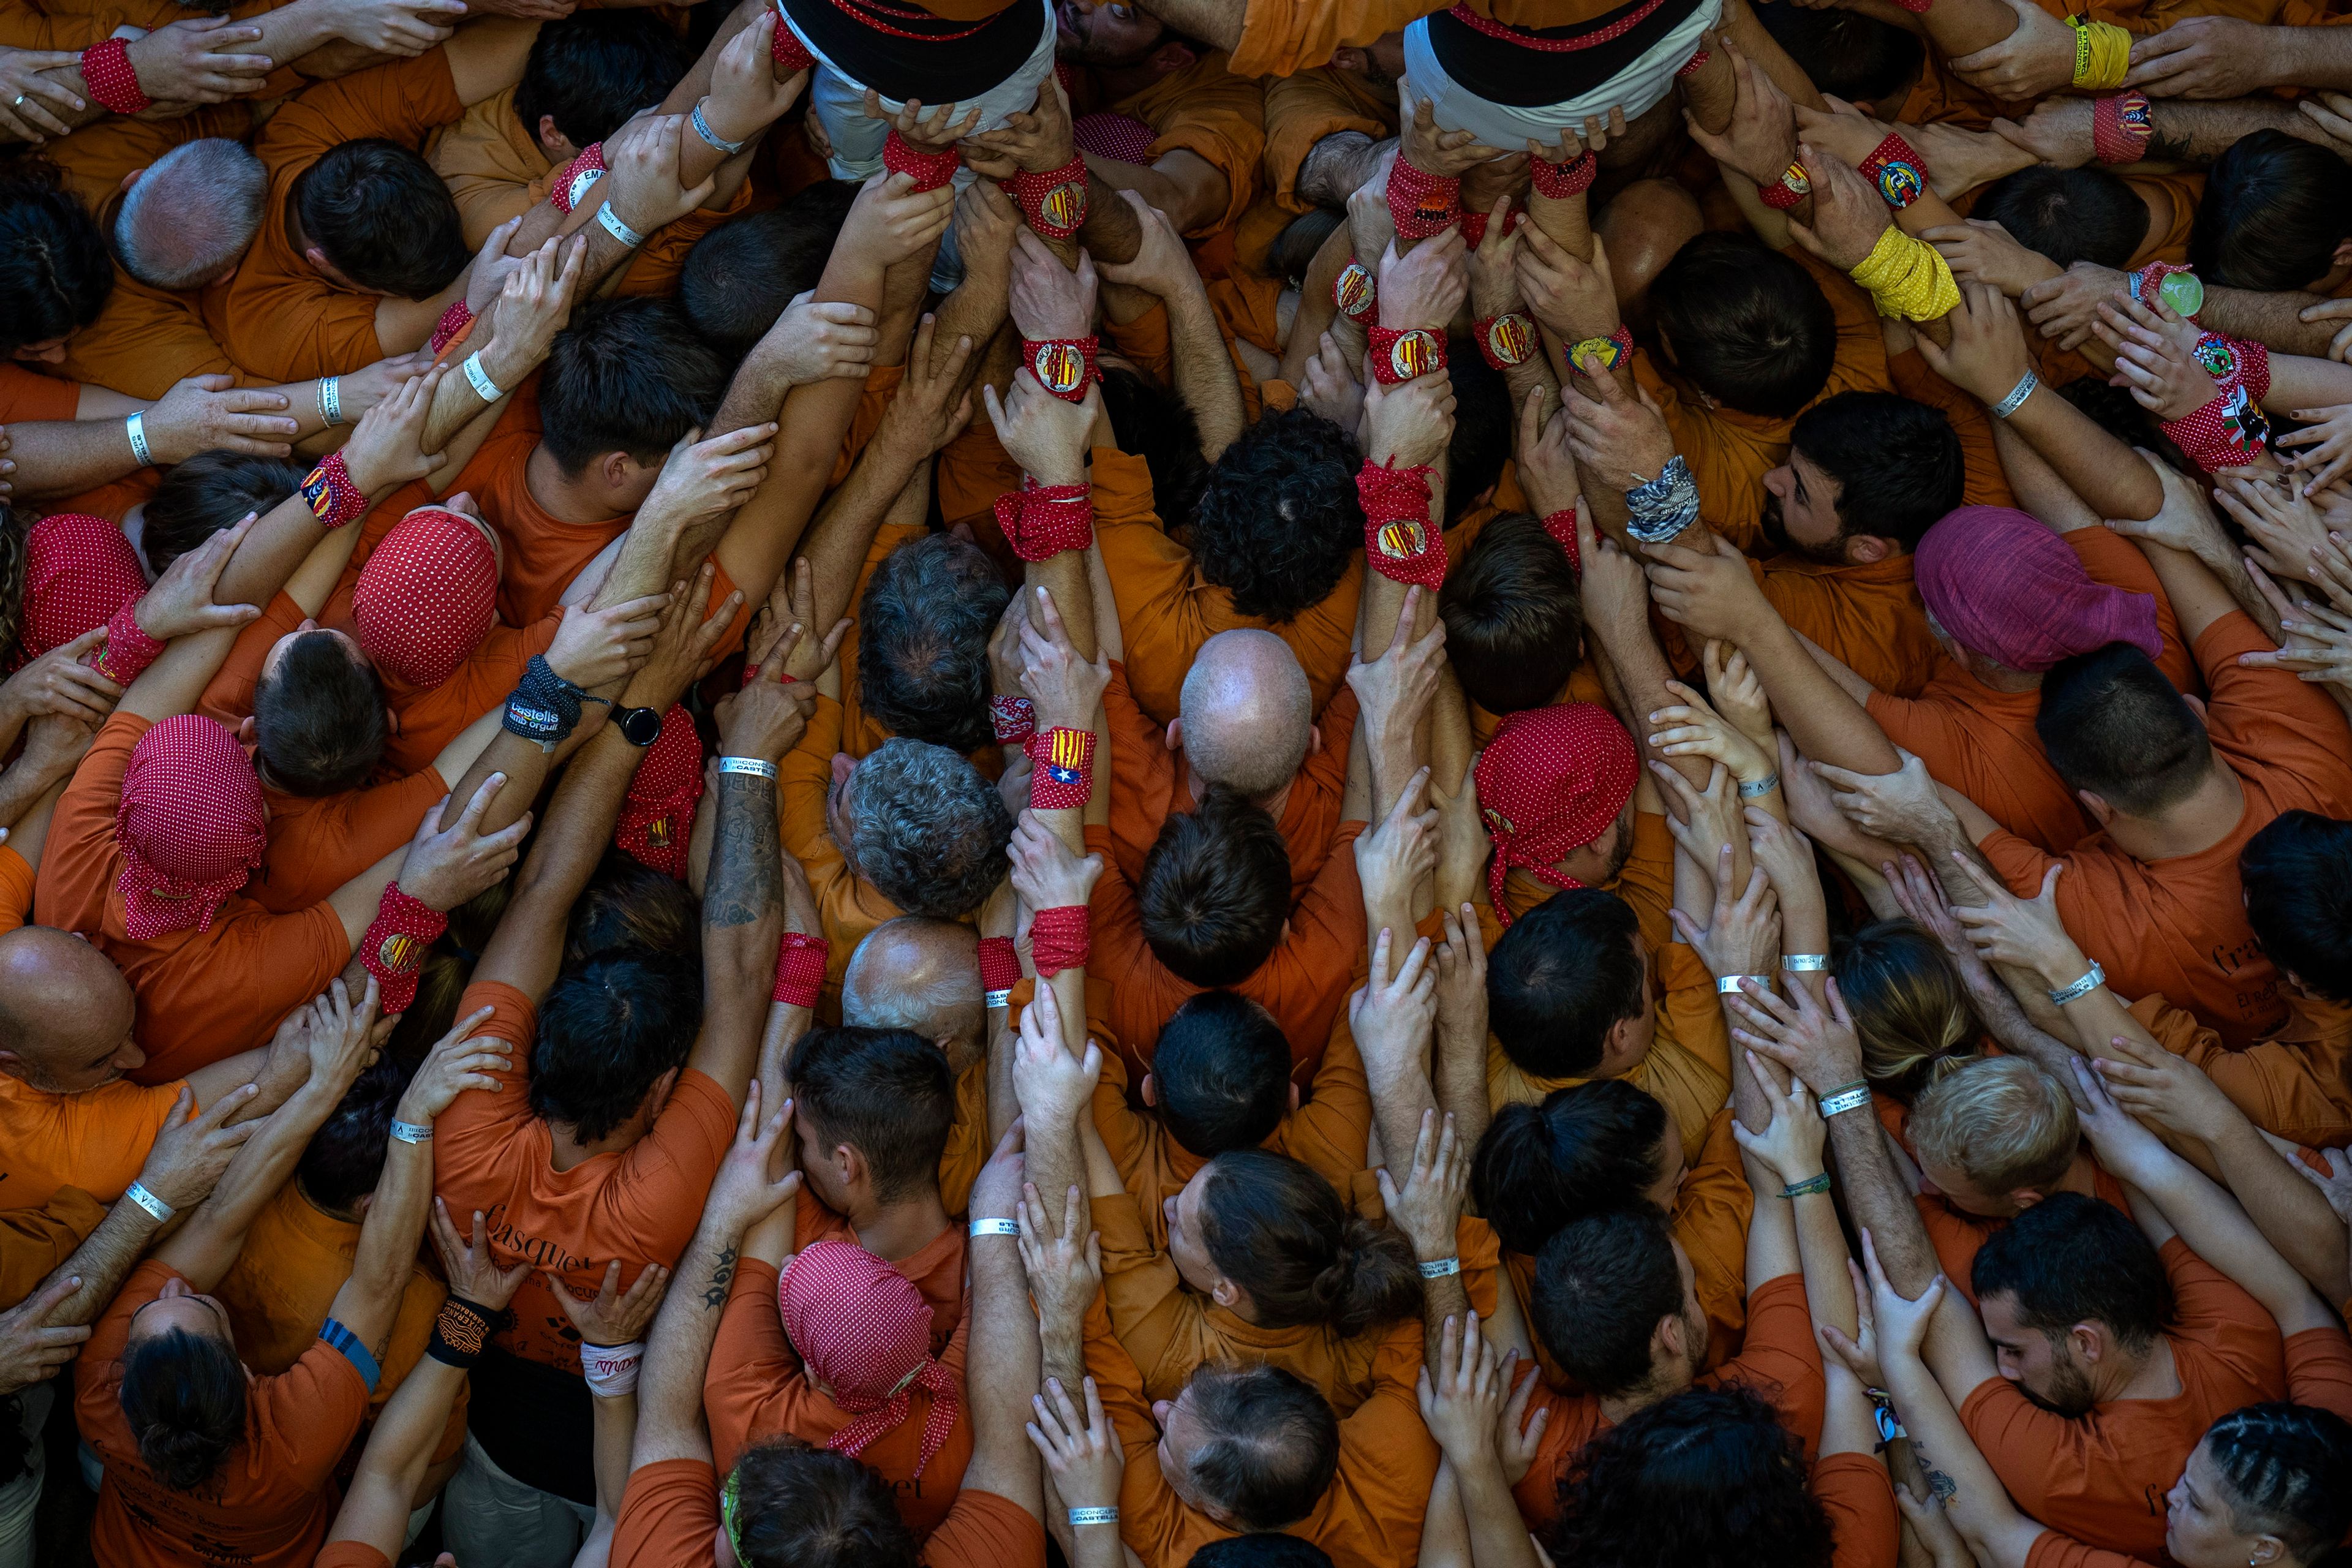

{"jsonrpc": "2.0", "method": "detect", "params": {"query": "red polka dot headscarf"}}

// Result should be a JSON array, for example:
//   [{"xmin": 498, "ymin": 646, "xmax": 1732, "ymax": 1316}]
[
  {"xmin": 777, "ymin": 1238, "xmax": 960, "ymax": 1477},
  {"xmin": 115, "ymin": 714, "xmax": 266, "ymax": 940},
  {"xmin": 17, "ymin": 512, "xmax": 148, "ymax": 667},
  {"xmin": 352, "ymin": 506, "xmax": 499, "ymax": 691},
  {"xmin": 614, "ymin": 703, "xmax": 704, "ymax": 881},
  {"xmin": 1473, "ymin": 702, "xmax": 1638, "ymax": 925}
]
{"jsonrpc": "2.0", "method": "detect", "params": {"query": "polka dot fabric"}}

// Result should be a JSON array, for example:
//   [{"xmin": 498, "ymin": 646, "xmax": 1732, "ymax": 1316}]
[
  {"xmin": 614, "ymin": 703, "xmax": 704, "ymax": 881},
  {"xmin": 18, "ymin": 513, "xmax": 148, "ymax": 669},
  {"xmin": 115, "ymin": 714, "xmax": 267, "ymax": 940},
  {"xmin": 1072, "ymin": 111, "xmax": 1157, "ymax": 167},
  {"xmin": 1472, "ymin": 701, "xmax": 1638, "ymax": 924},
  {"xmin": 353, "ymin": 507, "xmax": 499, "ymax": 692},
  {"xmin": 777, "ymin": 1238, "xmax": 961, "ymax": 1477}
]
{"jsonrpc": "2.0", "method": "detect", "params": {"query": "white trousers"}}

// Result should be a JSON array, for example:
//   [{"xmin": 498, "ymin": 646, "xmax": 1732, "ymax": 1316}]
[{"xmin": 1401, "ymin": 0, "xmax": 1722, "ymax": 149}]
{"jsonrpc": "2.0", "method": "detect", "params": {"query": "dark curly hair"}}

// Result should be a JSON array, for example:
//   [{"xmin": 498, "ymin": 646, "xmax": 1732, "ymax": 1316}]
[
  {"xmin": 1187, "ymin": 407, "xmax": 1363, "ymax": 623},
  {"xmin": 1545, "ymin": 1384, "xmax": 1835, "ymax": 1568}
]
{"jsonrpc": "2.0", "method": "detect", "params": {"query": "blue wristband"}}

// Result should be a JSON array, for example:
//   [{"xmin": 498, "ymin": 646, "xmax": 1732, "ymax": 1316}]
[{"xmin": 319, "ymin": 1316, "xmax": 383, "ymax": 1394}]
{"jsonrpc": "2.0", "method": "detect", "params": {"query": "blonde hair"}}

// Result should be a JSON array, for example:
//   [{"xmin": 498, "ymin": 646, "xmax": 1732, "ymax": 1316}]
[
  {"xmin": 1836, "ymin": 921, "xmax": 1982, "ymax": 1101},
  {"xmin": 1909, "ymin": 1056, "xmax": 2078, "ymax": 1196}
]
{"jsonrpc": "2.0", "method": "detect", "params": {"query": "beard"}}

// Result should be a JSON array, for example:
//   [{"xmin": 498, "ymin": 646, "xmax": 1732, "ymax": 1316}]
[
  {"xmin": 1758, "ymin": 489, "xmax": 1850, "ymax": 567},
  {"xmin": 2017, "ymin": 1357, "xmax": 2099, "ymax": 1419}
]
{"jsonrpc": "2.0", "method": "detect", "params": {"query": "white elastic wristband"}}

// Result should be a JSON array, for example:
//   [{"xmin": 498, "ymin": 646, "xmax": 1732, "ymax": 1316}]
[
  {"xmin": 123, "ymin": 1180, "xmax": 173, "ymax": 1223},
  {"xmin": 1418, "ymin": 1256, "xmax": 1461, "ymax": 1279},
  {"xmin": 318, "ymin": 375, "xmax": 342, "ymax": 427},
  {"xmin": 1990, "ymin": 369, "xmax": 2040, "ymax": 420},
  {"xmin": 718, "ymin": 756, "xmax": 778, "ymax": 780},
  {"xmin": 969, "ymin": 1217, "xmax": 1020, "ymax": 1237},
  {"xmin": 596, "ymin": 201, "xmax": 645, "ymax": 249},
  {"xmin": 1716, "ymin": 973, "xmax": 1770, "ymax": 996},
  {"xmin": 125, "ymin": 412, "xmax": 151, "ymax": 467},
  {"xmin": 581, "ymin": 1340, "xmax": 644, "ymax": 1398},
  {"xmin": 1069, "ymin": 1507, "xmax": 1120, "ymax": 1527},
  {"xmin": 462, "ymin": 351, "xmax": 503, "ymax": 403}
]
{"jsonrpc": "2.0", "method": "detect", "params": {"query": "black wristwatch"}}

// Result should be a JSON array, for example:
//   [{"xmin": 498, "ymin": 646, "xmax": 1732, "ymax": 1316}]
[{"xmin": 613, "ymin": 705, "xmax": 663, "ymax": 747}]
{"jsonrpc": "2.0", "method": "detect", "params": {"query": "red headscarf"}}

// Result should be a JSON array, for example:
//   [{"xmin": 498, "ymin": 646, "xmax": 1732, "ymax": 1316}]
[
  {"xmin": 1472, "ymin": 702, "xmax": 1638, "ymax": 924},
  {"xmin": 777, "ymin": 1239, "xmax": 960, "ymax": 1477},
  {"xmin": 614, "ymin": 703, "xmax": 703, "ymax": 880},
  {"xmin": 115, "ymin": 715, "xmax": 266, "ymax": 940},
  {"xmin": 352, "ymin": 506, "xmax": 499, "ymax": 690},
  {"xmin": 1913, "ymin": 507, "xmax": 2161, "ymax": 674},
  {"xmin": 18, "ymin": 512, "xmax": 148, "ymax": 667}
]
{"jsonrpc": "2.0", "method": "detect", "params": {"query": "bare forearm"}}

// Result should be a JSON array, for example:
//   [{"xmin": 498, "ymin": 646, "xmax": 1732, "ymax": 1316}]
[
  {"xmin": 6, "ymin": 415, "xmax": 145, "ymax": 497},
  {"xmin": 2197, "ymin": 284, "xmax": 2342, "ymax": 358},
  {"xmin": 43, "ymin": 1201, "xmax": 164, "ymax": 1324},
  {"xmin": 1826, "ymin": 1114, "xmax": 1939, "ymax": 1293},
  {"xmin": 2209, "ymin": 1120, "xmax": 2352, "ymax": 1303},
  {"xmin": 2002, "ymin": 386, "xmax": 2162, "ymax": 521},
  {"xmin": 1164, "ymin": 288, "xmax": 1246, "ymax": 460},
  {"xmin": 2149, "ymin": 97, "xmax": 2319, "ymax": 161}
]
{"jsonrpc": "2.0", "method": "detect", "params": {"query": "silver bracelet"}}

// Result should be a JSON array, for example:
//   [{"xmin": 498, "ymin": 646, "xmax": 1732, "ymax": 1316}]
[
  {"xmin": 1819, "ymin": 1085, "xmax": 1874, "ymax": 1118},
  {"xmin": 123, "ymin": 1180, "xmax": 173, "ymax": 1223},
  {"xmin": 1781, "ymin": 954, "xmax": 1830, "ymax": 972},
  {"xmin": 462, "ymin": 351, "xmax": 503, "ymax": 403},
  {"xmin": 2048, "ymin": 960, "xmax": 2105, "ymax": 1007},
  {"xmin": 1624, "ymin": 454, "xmax": 1702, "ymax": 546},
  {"xmin": 596, "ymin": 200, "xmax": 645, "ymax": 249},
  {"xmin": 984, "ymin": 987, "xmax": 1012, "ymax": 1009},
  {"xmin": 317, "ymin": 375, "xmax": 343, "ymax": 427},
  {"xmin": 1069, "ymin": 1507, "xmax": 1120, "ymax": 1527},
  {"xmin": 691, "ymin": 99, "xmax": 746, "ymax": 155},
  {"xmin": 718, "ymin": 756, "xmax": 778, "ymax": 780},
  {"xmin": 1715, "ymin": 973, "xmax": 1770, "ymax": 996},
  {"xmin": 1738, "ymin": 772, "xmax": 1781, "ymax": 799},
  {"xmin": 390, "ymin": 1119, "xmax": 433, "ymax": 1145},
  {"xmin": 1417, "ymin": 1256, "xmax": 1460, "ymax": 1279},
  {"xmin": 968, "ymin": 1217, "xmax": 1020, "ymax": 1237},
  {"xmin": 125, "ymin": 411, "xmax": 152, "ymax": 467},
  {"xmin": 1989, "ymin": 369, "xmax": 2039, "ymax": 420}
]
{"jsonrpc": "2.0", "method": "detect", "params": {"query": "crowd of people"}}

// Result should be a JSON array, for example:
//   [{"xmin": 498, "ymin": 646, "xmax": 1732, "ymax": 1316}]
[{"xmin": 3, "ymin": 0, "xmax": 2352, "ymax": 1560}]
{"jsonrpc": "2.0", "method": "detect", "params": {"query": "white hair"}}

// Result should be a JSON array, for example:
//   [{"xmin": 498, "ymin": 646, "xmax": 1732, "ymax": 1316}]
[{"xmin": 115, "ymin": 139, "xmax": 266, "ymax": 291}]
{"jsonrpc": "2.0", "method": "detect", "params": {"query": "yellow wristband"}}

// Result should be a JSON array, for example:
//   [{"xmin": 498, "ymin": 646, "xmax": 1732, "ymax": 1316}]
[
  {"xmin": 1849, "ymin": 225, "xmax": 1962, "ymax": 323},
  {"xmin": 2070, "ymin": 17, "xmax": 2131, "ymax": 91}
]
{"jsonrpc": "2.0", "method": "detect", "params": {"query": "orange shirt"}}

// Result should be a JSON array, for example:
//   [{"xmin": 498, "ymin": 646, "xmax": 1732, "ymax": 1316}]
[
  {"xmin": 1815, "ymin": 1453, "xmax": 1900, "ymax": 1568},
  {"xmin": 427, "ymin": 85, "xmax": 559, "ymax": 248},
  {"xmin": 1867, "ymin": 527, "xmax": 2193, "ymax": 851},
  {"xmin": 1262, "ymin": 69, "xmax": 1393, "ymax": 215},
  {"xmin": 1086, "ymin": 1285, "xmax": 1437, "ymax": 1566},
  {"xmin": 2127, "ymin": 992, "xmax": 2352, "ymax": 1150},
  {"xmin": 779, "ymin": 692, "xmax": 911, "ymax": 1022},
  {"xmin": 1088, "ymin": 817, "xmax": 1366, "ymax": 1074},
  {"xmin": 213, "ymin": 1180, "xmax": 462, "ymax": 1464},
  {"xmin": 203, "ymin": 50, "xmax": 467, "ymax": 383},
  {"xmin": 606, "ymin": 1457, "xmax": 1045, "ymax": 1568},
  {"xmin": 430, "ymin": 979, "xmax": 739, "ymax": 1373},
  {"xmin": 1975, "ymin": 612, "xmax": 2352, "ymax": 1047},
  {"xmin": 0, "ymin": 363, "xmax": 77, "ymax": 422},
  {"xmin": 247, "ymin": 767, "xmax": 454, "ymax": 916},
  {"xmin": 1961, "ymin": 1237, "xmax": 2286, "ymax": 1561},
  {"xmin": 1510, "ymin": 1272, "xmax": 1826, "ymax": 1527},
  {"xmin": 0, "ymin": 1186, "xmax": 104, "ymax": 1303},
  {"xmin": 1757, "ymin": 550, "xmax": 1942, "ymax": 699},
  {"xmin": 78, "ymin": 1259, "xmax": 370, "ymax": 1568},
  {"xmin": 1090, "ymin": 448, "xmax": 1363, "ymax": 726},
  {"xmin": 1102, "ymin": 662, "xmax": 1356, "ymax": 909},
  {"xmin": 1917, "ymin": 1162, "xmax": 2130, "ymax": 1307},
  {"xmin": 0, "ymin": 845, "xmax": 34, "ymax": 935},
  {"xmin": 33, "ymin": 712, "xmax": 351, "ymax": 1085},
  {"xmin": 0, "ymin": 1071, "xmax": 186, "ymax": 1211},
  {"xmin": 375, "ymin": 612, "xmax": 564, "ymax": 777},
  {"xmin": 1075, "ymin": 52, "xmax": 1267, "ymax": 239},
  {"xmin": 706, "ymin": 1255, "xmax": 972, "ymax": 1538},
  {"xmin": 1637, "ymin": 248, "xmax": 1890, "ymax": 553}
]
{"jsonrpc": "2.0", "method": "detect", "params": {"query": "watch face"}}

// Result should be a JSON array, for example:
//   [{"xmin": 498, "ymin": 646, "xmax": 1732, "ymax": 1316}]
[{"xmin": 619, "ymin": 707, "xmax": 663, "ymax": 746}]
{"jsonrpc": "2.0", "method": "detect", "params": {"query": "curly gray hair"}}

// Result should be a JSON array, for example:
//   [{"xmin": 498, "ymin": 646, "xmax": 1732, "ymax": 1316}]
[{"xmin": 845, "ymin": 739, "xmax": 1012, "ymax": 919}]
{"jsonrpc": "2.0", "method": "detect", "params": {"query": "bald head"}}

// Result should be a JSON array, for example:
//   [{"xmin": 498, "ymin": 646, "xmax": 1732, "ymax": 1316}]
[
  {"xmin": 116, "ymin": 140, "xmax": 266, "ymax": 291},
  {"xmin": 842, "ymin": 917, "xmax": 984, "ymax": 1071},
  {"xmin": 1178, "ymin": 631, "xmax": 1312, "ymax": 801},
  {"xmin": 0, "ymin": 927, "xmax": 139, "ymax": 1091}
]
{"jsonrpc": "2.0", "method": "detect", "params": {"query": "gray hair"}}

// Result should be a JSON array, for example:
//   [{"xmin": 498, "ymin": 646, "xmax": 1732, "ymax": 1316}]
[
  {"xmin": 115, "ymin": 140, "xmax": 266, "ymax": 291},
  {"xmin": 846, "ymin": 740, "xmax": 1012, "ymax": 919},
  {"xmin": 842, "ymin": 916, "xmax": 984, "ymax": 1063}
]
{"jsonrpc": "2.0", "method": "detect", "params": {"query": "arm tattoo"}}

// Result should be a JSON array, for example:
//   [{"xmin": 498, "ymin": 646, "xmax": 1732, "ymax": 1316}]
[
  {"xmin": 702, "ymin": 1245, "xmax": 738, "ymax": 1311},
  {"xmin": 706, "ymin": 775, "xmax": 781, "ymax": 929}
]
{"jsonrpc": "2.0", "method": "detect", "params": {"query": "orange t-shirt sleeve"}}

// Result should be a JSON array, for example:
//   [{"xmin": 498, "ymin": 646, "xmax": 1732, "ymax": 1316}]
[
  {"xmin": 1122, "ymin": 55, "xmax": 1267, "ymax": 237},
  {"xmin": 32, "ymin": 710, "xmax": 144, "ymax": 937},
  {"xmin": 2066, "ymin": 528, "xmax": 2193, "ymax": 693},
  {"xmin": 919, "ymin": 1488, "xmax": 1046, "ymax": 1568},
  {"xmin": 0, "ymin": 1186, "xmax": 106, "ymax": 1303},
  {"xmin": 2196, "ymin": 611, "xmax": 2352, "ymax": 810},
  {"xmin": 1719, "ymin": 1273, "xmax": 1826, "ymax": 1458},
  {"xmin": 610, "ymin": 1457, "xmax": 723, "ymax": 1568},
  {"xmin": 1230, "ymin": 0, "xmax": 1444, "ymax": 77},
  {"xmin": 0, "ymin": 364, "xmax": 78, "ymax": 423},
  {"xmin": 263, "ymin": 47, "xmax": 465, "ymax": 167},
  {"xmin": 704, "ymin": 1257, "xmax": 799, "ymax": 1475},
  {"xmin": 1812, "ymin": 1453, "xmax": 1899, "ymax": 1568},
  {"xmin": 2285, "ymin": 1324, "xmax": 2352, "ymax": 1422},
  {"xmin": 0, "ymin": 846, "xmax": 34, "ymax": 936}
]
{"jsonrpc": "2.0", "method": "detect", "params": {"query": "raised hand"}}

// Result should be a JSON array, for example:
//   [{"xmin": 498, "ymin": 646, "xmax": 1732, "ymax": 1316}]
[
  {"xmin": 621, "ymin": 567, "xmax": 744, "ymax": 714},
  {"xmin": 1014, "ymin": 584, "xmax": 1110, "ymax": 730},
  {"xmin": 125, "ymin": 17, "xmax": 271, "ymax": 106},
  {"xmin": 1379, "ymin": 230, "xmax": 1468, "ymax": 331},
  {"xmin": 551, "ymin": 1259, "xmax": 671, "ymax": 1349},
  {"xmin": 133, "ymin": 1082, "xmax": 262, "ymax": 1213},
  {"xmin": 130, "ymin": 510, "xmax": 262, "ymax": 643},
  {"xmin": 1348, "ymin": 925, "xmax": 1438, "ymax": 1072},
  {"xmin": 1, "ymin": 628, "xmax": 122, "ymax": 728},
  {"xmin": 1722, "ymin": 974, "xmax": 1867, "ymax": 1096},
  {"xmin": 396, "ymin": 773, "xmax": 532, "ymax": 913},
  {"xmin": 1025, "ymin": 1371, "xmax": 1124, "ymax": 1514},
  {"xmin": 1377, "ymin": 1108, "xmax": 1469, "ymax": 1263},
  {"xmin": 858, "ymin": 90, "xmax": 980, "ymax": 153},
  {"xmin": 1007, "ymin": 810, "xmax": 1104, "ymax": 911},
  {"xmin": 390, "ymin": 1006, "xmax": 508, "ymax": 1126},
  {"xmin": 1416, "ymin": 1309, "xmax": 1505, "ymax": 1468},
  {"xmin": 430, "ymin": 1198, "xmax": 533, "ymax": 1311},
  {"xmin": 0, "ymin": 1274, "xmax": 91, "ymax": 1396},
  {"xmin": 1512, "ymin": 225, "xmax": 1618, "ymax": 344},
  {"xmin": 1786, "ymin": 146, "xmax": 1893, "ymax": 274},
  {"xmin": 338, "ymin": 361, "xmax": 451, "ymax": 495},
  {"xmin": 764, "ymin": 292, "xmax": 882, "ymax": 386},
  {"xmin": 1011, "ymin": 983, "xmax": 1100, "ymax": 1123},
  {"xmin": 1399, "ymin": 83, "xmax": 1501, "ymax": 177},
  {"xmin": 703, "ymin": 1081, "xmax": 804, "ymax": 1240},
  {"xmin": 1730, "ymin": 1047, "xmax": 1827, "ymax": 1186}
]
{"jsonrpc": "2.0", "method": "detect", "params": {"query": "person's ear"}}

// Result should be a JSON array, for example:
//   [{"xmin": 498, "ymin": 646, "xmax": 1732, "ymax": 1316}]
[
  {"xmin": 120, "ymin": 167, "xmax": 146, "ymax": 194},
  {"xmin": 1305, "ymin": 723, "xmax": 1323, "ymax": 758},
  {"xmin": 1844, "ymin": 533, "xmax": 1893, "ymax": 565},
  {"xmin": 1332, "ymin": 45, "xmax": 1368, "ymax": 72},
  {"xmin": 383, "ymin": 706, "xmax": 401, "ymax": 735},
  {"xmin": 2182, "ymin": 693, "xmax": 2208, "ymax": 723},
  {"xmin": 237, "ymin": 715, "xmax": 257, "ymax": 746},
  {"xmin": 601, "ymin": 451, "xmax": 633, "ymax": 491},
  {"xmin": 1150, "ymin": 40, "xmax": 1197, "ymax": 72},
  {"xmin": 1140, "ymin": 1072, "xmax": 1158, "ymax": 1107},
  {"xmin": 2067, "ymin": 1321, "xmax": 2103, "ymax": 1365},
  {"xmin": 1287, "ymin": 1081, "xmax": 1300, "ymax": 1112},
  {"xmin": 1653, "ymin": 1310, "xmax": 1686, "ymax": 1366},
  {"xmin": 2011, "ymin": 1188, "xmax": 2045, "ymax": 1210},
  {"xmin": 538, "ymin": 114, "xmax": 566, "ymax": 154},
  {"xmin": 2076, "ymin": 790, "xmax": 2115, "ymax": 827},
  {"xmin": 2334, "ymin": 237, "xmax": 2352, "ymax": 271},
  {"xmin": 1209, "ymin": 1274, "xmax": 1242, "ymax": 1310},
  {"xmin": 1165, "ymin": 716, "xmax": 1183, "ymax": 755}
]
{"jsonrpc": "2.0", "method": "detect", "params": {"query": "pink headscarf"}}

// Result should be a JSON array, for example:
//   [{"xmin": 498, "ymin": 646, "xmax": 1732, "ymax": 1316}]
[
  {"xmin": 115, "ymin": 715, "xmax": 266, "ymax": 940},
  {"xmin": 1472, "ymin": 703, "xmax": 1638, "ymax": 924},
  {"xmin": 1914, "ymin": 507, "xmax": 2161, "ymax": 674},
  {"xmin": 778, "ymin": 1239, "xmax": 960, "ymax": 1477}
]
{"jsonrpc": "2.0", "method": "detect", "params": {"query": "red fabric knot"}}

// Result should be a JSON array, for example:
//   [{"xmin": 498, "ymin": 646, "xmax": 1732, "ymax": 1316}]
[
  {"xmin": 360, "ymin": 883, "xmax": 447, "ymax": 1016},
  {"xmin": 1030, "ymin": 904, "xmax": 1090, "ymax": 976},
  {"xmin": 17, "ymin": 512, "xmax": 146, "ymax": 671},
  {"xmin": 115, "ymin": 715, "xmax": 266, "ymax": 940},
  {"xmin": 774, "ymin": 930, "xmax": 829, "ymax": 1007},
  {"xmin": 1357, "ymin": 459, "xmax": 1446, "ymax": 592},
  {"xmin": 1385, "ymin": 157, "xmax": 1461, "ymax": 240},
  {"xmin": 1529, "ymin": 151, "xmax": 1596, "ymax": 200},
  {"xmin": 1023, "ymin": 336, "xmax": 1099, "ymax": 403},
  {"xmin": 2093, "ymin": 92, "xmax": 2153, "ymax": 165},
  {"xmin": 80, "ymin": 38, "xmax": 150, "ymax": 115},
  {"xmin": 1331, "ymin": 260, "xmax": 1377, "ymax": 322},
  {"xmin": 1473, "ymin": 312, "xmax": 1537, "ymax": 370},
  {"xmin": 992, "ymin": 479, "xmax": 1094, "ymax": 563},
  {"xmin": 1072, "ymin": 111, "xmax": 1156, "ymax": 166},
  {"xmin": 353, "ymin": 506, "xmax": 499, "ymax": 691},
  {"xmin": 1458, "ymin": 206, "xmax": 1524, "ymax": 249},
  {"xmin": 431, "ymin": 300, "xmax": 474, "ymax": 356},
  {"xmin": 1675, "ymin": 48, "xmax": 1709, "ymax": 76},
  {"xmin": 301, "ymin": 453, "xmax": 369, "ymax": 530},
  {"xmin": 1472, "ymin": 702, "xmax": 1638, "ymax": 924},
  {"xmin": 616, "ymin": 704, "xmax": 704, "ymax": 880},
  {"xmin": 551, "ymin": 142, "xmax": 607, "ymax": 216},
  {"xmin": 881, "ymin": 130, "xmax": 960, "ymax": 191},
  {"xmin": 1539, "ymin": 508, "xmax": 1581, "ymax": 568},
  {"xmin": 1001, "ymin": 155, "xmax": 1088, "ymax": 240},
  {"xmin": 777, "ymin": 1239, "xmax": 960, "ymax": 1476},
  {"xmin": 94, "ymin": 598, "xmax": 164, "ymax": 687},
  {"xmin": 771, "ymin": 18, "xmax": 815, "ymax": 72},
  {"xmin": 1025, "ymin": 725, "xmax": 1094, "ymax": 810},
  {"xmin": 1915, "ymin": 506, "xmax": 2160, "ymax": 673},
  {"xmin": 1366, "ymin": 325, "xmax": 1447, "ymax": 386},
  {"xmin": 989, "ymin": 695, "xmax": 1036, "ymax": 745},
  {"xmin": 976, "ymin": 934, "xmax": 1020, "ymax": 997}
]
